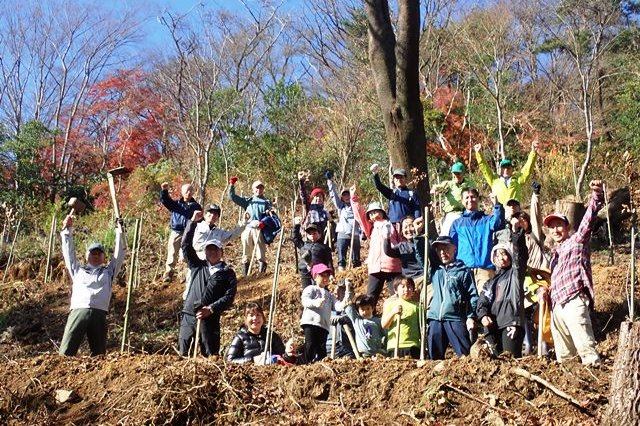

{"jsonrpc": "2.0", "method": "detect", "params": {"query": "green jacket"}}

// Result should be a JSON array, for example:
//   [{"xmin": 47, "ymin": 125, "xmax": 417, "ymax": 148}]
[
  {"xmin": 476, "ymin": 150, "xmax": 537, "ymax": 204},
  {"xmin": 431, "ymin": 177, "xmax": 476, "ymax": 213}
]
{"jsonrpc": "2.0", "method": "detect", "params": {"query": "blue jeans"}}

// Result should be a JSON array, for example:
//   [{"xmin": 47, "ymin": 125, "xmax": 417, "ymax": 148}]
[
  {"xmin": 428, "ymin": 319, "xmax": 471, "ymax": 359},
  {"xmin": 337, "ymin": 237, "xmax": 361, "ymax": 268}
]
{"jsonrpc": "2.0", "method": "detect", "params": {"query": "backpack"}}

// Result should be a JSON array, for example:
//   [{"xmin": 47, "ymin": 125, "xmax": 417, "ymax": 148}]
[{"xmin": 260, "ymin": 212, "xmax": 282, "ymax": 244}]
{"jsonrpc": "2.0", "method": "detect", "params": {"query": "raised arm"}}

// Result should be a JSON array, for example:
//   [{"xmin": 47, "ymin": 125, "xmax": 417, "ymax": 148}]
[
  {"xmin": 517, "ymin": 149, "xmax": 537, "ymax": 185},
  {"xmin": 575, "ymin": 180, "xmax": 605, "ymax": 243},
  {"xmin": 326, "ymin": 174, "xmax": 344, "ymax": 210},
  {"xmin": 181, "ymin": 216, "xmax": 204, "ymax": 268},
  {"xmin": 474, "ymin": 144, "xmax": 498, "ymax": 187},
  {"xmin": 228, "ymin": 181, "xmax": 249, "ymax": 209},
  {"xmin": 373, "ymin": 172, "xmax": 394, "ymax": 200},
  {"xmin": 107, "ymin": 224, "xmax": 126, "ymax": 278},
  {"xmin": 350, "ymin": 186, "xmax": 372, "ymax": 238},
  {"xmin": 60, "ymin": 215, "xmax": 79, "ymax": 278},
  {"xmin": 510, "ymin": 226, "xmax": 528, "ymax": 284}
]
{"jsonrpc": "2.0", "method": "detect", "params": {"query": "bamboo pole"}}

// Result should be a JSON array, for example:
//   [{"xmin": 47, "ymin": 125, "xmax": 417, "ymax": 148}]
[
  {"xmin": 603, "ymin": 184, "xmax": 614, "ymax": 265},
  {"xmin": 394, "ymin": 312, "xmax": 402, "ymax": 358},
  {"xmin": 1, "ymin": 218, "xmax": 22, "ymax": 285},
  {"xmin": 343, "ymin": 324, "xmax": 361, "ymax": 359},
  {"xmin": 263, "ymin": 226, "xmax": 286, "ymax": 364},
  {"xmin": 121, "ymin": 218, "xmax": 141, "ymax": 352},
  {"xmin": 193, "ymin": 319, "xmax": 201, "ymax": 359},
  {"xmin": 631, "ymin": 224, "xmax": 636, "ymax": 321},
  {"xmin": 419, "ymin": 205, "xmax": 430, "ymax": 361},
  {"xmin": 44, "ymin": 214, "xmax": 57, "ymax": 283},
  {"xmin": 348, "ymin": 217, "xmax": 356, "ymax": 269},
  {"xmin": 537, "ymin": 293, "xmax": 545, "ymax": 357}
]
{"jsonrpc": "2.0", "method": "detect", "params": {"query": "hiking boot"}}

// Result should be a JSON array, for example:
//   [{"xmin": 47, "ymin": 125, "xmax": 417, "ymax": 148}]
[
  {"xmin": 259, "ymin": 261, "xmax": 267, "ymax": 273},
  {"xmin": 243, "ymin": 262, "xmax": 250, "ymax": 276}
]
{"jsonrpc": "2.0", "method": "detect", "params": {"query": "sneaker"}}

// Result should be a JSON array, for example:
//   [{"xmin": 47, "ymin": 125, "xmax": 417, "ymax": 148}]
[
  {"xmin": 259, "ymin": 261, "xmax": 267, "ymax": 273},
  {"xmin": 162, "ymin": 272, "xmax": 173, "ymax": 283}
]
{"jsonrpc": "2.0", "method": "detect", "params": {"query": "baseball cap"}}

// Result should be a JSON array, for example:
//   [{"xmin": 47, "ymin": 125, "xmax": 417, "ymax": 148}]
[
  {"xmin": 305, "ymin": 223, "xmax": 320, "ymax": 233},
  {"xmin": 252, "ymin": 180, "xmax": 264, "ymax": 189},
  {"xmin": 310, "ymin": 187, "xmax": 324, "ymax": 198},
  {"xmin": 431, "ymin": 236, "xmax": 456, "ymax": 248},
  {"xmin": 543, "ymin": 213, "xmax": 570, "ymax": 227},
  {"xmin": 311, "ymin": 263, "xmax": 332, "ymax": 278},
  {"xmin": 499, "ymin": 159, "xmax": 513, "ymax": 168},
  {"xmin": 506, "ymin": 199, "xmax": 521, "ymax": 207},
  {"xmin": 87, "ymin": 242, "xmax": 105, "ymax": 253},
  {"xmin": 451, "ymin": 162, "xmax": 465, "ymax": 173},
  {"xmin": 204, "ymin": 238, "xmax": 223, "ymax": 249},
  {"xmin": 206, "ymin": 203, "xmax": 221, "ymax": 212},
  {"xmin": 392, "ymin": 168, "xmax": 407, "ymax": 177}
]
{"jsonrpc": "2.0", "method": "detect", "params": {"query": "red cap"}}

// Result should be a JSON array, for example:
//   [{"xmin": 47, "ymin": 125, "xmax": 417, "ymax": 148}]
[
  {"xmin": 543, "ymin": 213, "xmax": 569, "ymax": 227},
  {"xmin": 311, "ymin": 263, "xmax": 332, "ymax": 278},
  {"xmin": 310, "ymin": 188, "xmax": 324, "ymax": 198}
]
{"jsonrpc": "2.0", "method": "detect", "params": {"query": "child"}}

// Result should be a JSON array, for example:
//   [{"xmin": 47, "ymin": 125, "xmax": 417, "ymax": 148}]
[
  {"xmin": 370, "ymin": 164, "xmax": 421, "ymax": 227},
  {"xmin": 275, "ymin": 337, "xmax": 304, "ymax": 366},
  {"xmin": 427, "ymin": 236, "xmax": 478, "ymax": 360},
  {"xmin": 381, "ymin": 276, "xmax": 421, "ymax": 358},
  {"xmin": 227, "ymin": 302, "xmax": 286, "ymax": 365},
  {"xmin": 325, "ymin": 170, "xmax": 362, "ymax": 271},
  {"xmin": 476, "ymin": 222, "xmax": 528, "ymax": 358},
  {"xmin": 300, "ymin": 263, "xmax": 337, "ymax": 362},
  {"xmin": 298, "ymin": 171, "xmax": 331, "ymax": 237},
  {"xmin": 326, "ymin": 278, "xmax": 355, "ymax": 359},
  {"xmin": 383, "ymin": 215, "xmax": 425, "ymax": 282},
  {"xmin": 350, "ymin": 184, "xmax": 402, "ymax": 303},
  {"xmin": 344, "ymin": 285, "xmax": 385, "ymax": 357},
  {"xmin": 59, "ymin": 214, "xmax": 125, "ymax": 356},
  {"xmin": 291, "ymin": 221, "xmax": 333, "ymax": 289}
]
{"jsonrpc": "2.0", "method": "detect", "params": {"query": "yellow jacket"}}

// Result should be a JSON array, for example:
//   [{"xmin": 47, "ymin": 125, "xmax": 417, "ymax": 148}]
[{"xmin": 475, "ymin": 150, "xmax": 537, "ymax": 204}]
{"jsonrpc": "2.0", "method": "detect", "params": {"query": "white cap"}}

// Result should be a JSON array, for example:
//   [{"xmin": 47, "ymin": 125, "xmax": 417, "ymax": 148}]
[
  {"xmin": 204, "ymin": 238, "xmax": 223, "ymax": 249},
  {"xmin": 252, "ymin": 180, "xmax": 264, "ymax": 190}
]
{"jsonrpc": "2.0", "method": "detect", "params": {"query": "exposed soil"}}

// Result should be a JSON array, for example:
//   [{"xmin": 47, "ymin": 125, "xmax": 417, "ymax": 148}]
[{"xmin": 0, "ymin": 240, "xmax": 631, "ymax": 425}]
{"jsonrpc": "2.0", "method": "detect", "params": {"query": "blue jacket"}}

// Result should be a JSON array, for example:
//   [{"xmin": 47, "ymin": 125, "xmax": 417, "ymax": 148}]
[
  {"xmin": 428, "ymin": 259, "xmax": 478, "ymax": 322},
  {"xmin": 228, "ymin": 185, "xmax": 272, "ymax": 221},
  {"xmin": 449, "ymin": 204, "xmax": 504, "ymax": 269},
  {"xmin": 160, "ymin": 190, "xmax": 202, "ymax": 233},
  {"xmin": 373, "ymin": 174, "xmax": 421, "ymax": 224}
]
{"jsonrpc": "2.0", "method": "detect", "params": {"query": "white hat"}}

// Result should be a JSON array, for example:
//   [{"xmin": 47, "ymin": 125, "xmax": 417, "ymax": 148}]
[{"xmin": 252, "ymin": 180, "xmax": 264, "ymax": 190}]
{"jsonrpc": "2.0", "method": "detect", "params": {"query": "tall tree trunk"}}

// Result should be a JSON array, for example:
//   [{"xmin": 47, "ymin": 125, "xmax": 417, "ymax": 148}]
[
  {"xmin": 365, "ymin": 0, "xmax": 433, "ymax": 234},
  {"xmin": 606, "ymin": 321, "xmax": 640, "ymax": 425}
]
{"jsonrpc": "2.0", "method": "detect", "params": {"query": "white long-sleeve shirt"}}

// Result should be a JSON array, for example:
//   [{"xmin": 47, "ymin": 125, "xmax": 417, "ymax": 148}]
[{"xmin": 61, "ymin": 227, "xmax": 125, "ymax": 312}]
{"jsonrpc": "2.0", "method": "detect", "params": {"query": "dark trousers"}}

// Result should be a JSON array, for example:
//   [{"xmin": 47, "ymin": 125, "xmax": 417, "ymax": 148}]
[
  {"xmin": 484, "ymin": 325, "xmax": 524, "ymax": 358},
  {"xmin": 59, "ymin": 308, "xmax": 107, "ymax": 356},
  {"xmin": 386, "ymin": 346, "xmax": 420, "ymax": 359},
  {"xmin": 336, "ymin": 237, "xmax": 361, "ymax": 268},
  {"xmin": 299, "ymin": 269, "xmax": 312, "ymax": 290},
  {"xmin": 367, "ymin": 271, "xmax": 399, "ymax": 303},
  {"xmin": 302, "ymin": 324, "xmax": 329, "ymax": 363},
  {"xmin": 428, "ymin": 320, "xmax": 471, "ymax": 359},
  {"xmin": 178, "ymin": 313, "xmax": 221, "ymax": 357}
]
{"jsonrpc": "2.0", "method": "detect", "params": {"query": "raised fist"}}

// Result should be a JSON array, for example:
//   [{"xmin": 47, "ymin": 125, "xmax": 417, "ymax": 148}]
[
  {"xmin": 531, "ymin": 181, "xmax": 542, "ymax": 195},
  {"xmin": 161, "ymin": 182, "xmax": 170, "ymax": 191},
  {"xmin": 62, "ymin": 214, "xmax": 74, "ymax": 230},
  {"xmin": 293, "ymin": 216, "xmax": 302, "ymax": 225},
  {"xmin": 473, "ymin": 144, "xmax": 482, "ymax": 153},
  {"xmin": 370, "ymin": 164, "xmax": 379, "ymax": 174},
  {"xmin": 229, "ymin": 176, "xmax": 238, "ymax": 185},
  {"xmin": 191, "ymin": 210, "xmax": 204, "ymax": 222},
  {"xmin": 589, "ymin": 180, "xmax": 604, "ymax": 194},
  {"xmin": 324, "ymin": 170, "xmax": 333, "ymax": 180}
]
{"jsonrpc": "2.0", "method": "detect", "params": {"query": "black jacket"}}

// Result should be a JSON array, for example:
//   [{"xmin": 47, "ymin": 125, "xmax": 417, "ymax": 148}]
[
  {"xmin": 181, "ymin": 220, "xmax": 237, "ymax": 316},
  {"xmin": 477, "ymin": 228, "xmax": 527, "ymax": 329},
  {"xmin": 291, "ymin": 224, "xmax": 333, "ymax": 271},
  {"xmin": 226, "ymin": 325, "xmax": 286, "ymax": 364}
]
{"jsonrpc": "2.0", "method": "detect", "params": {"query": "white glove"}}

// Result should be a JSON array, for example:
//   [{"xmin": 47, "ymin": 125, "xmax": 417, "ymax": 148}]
[
  {"xmin": 506, "ymin": 326, "xmax": 516, "ymax": 339},
  {"xmin": 249, "ymin": 219, "xmax": 260, "ymax": 228},
  {"xmin": 370, "ymin": 163, "xmax": 379, "ymax": 174},
  {"xmin": 253, "ymin": 352, "xmax": 266, "ymax": 365}
]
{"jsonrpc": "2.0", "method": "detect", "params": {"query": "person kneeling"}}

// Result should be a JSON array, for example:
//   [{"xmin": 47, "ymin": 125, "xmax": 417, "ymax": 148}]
[
  {"xmin": 227, "ymin": 302, "xmax": 285, "ymax": 364},
  {"xmin": 476, "ymin": 221, "xmax": 528, "ymax": 358}
]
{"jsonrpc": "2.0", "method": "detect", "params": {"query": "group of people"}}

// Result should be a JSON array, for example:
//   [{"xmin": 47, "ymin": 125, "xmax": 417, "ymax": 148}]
[{"xmin": 57, "ymin": 140, "xmax": 605, "ymax": 368}]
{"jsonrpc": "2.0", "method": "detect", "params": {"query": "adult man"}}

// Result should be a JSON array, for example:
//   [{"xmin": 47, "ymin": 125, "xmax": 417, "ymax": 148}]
[
  {"xmin": 160, "ymin": 182, "xmax": 202, "ymax": 282},
  {"xmin": 59, "ymin": 214, "xmax": 125, "ymax": 356},
  {"xmin": 474, "ymin": 140, "xmax": 538, "ymax": 205},
  {"xmin": 179, "ymin": 212, "xmax": 238, "ymax": 357},
  {"xmin": 228, "ymin": 177, "xmax": 273, "ymax": 275},
  {"xmin": 370, "ymin": 164, "xmax": 421, "ymax": 226},
  {"xmin": 431, "ymin": 161, "xmax": 476, "ymax": 236},
  {"xmin": 449, "ymin": 188, "xmax": 504, "ymax": 290},
  {"xmin": 193, "ymin": 204, "xmax": 243, "ymax": 255},
  {"xmin": 544, "ymin": 180, "xmax": 604, "ymax": 365}
]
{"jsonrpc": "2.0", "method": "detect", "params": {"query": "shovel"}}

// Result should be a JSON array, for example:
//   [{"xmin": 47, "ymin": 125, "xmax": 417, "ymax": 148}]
[{"xmin": 107, "ymin": 166, "xmax": 129, "ymax": 220}]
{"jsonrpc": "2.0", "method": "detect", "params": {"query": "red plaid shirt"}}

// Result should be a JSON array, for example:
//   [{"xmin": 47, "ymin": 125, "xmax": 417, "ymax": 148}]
[{"xmin": 549, "ymin": 191, "xmax": 604, "ymax": 307}]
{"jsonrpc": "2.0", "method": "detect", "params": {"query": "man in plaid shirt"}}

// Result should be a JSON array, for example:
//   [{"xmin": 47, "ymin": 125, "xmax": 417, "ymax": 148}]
[{"xmin": 543, "ymin": 180, "xmax": 604, "ymax": 365}]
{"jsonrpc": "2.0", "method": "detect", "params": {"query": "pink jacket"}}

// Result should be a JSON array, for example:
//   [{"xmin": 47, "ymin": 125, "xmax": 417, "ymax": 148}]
[{"xmin": 351, "ymin": 195, "xmax": 402, "ymax": 274}]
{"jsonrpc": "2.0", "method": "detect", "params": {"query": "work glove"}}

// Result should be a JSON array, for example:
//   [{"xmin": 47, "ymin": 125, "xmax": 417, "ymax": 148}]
[
  {"xmin": 506, "ymin": 326, "xmax": 517, "ymax": 339},
  {"xmin": 229, "ymin": 176, "xmax": 238, "ymax": 185},
  {"xmin": 370, "ymin": 163, "xmax": 379, "ymax": 174},
  {"xmin": 531, "ymin": 181, "xmax": 541, "ymax": 195},
  {"xmin": 249, "ymin": 220, "xmax": 261, "ymax": 228},
  {"xmin": 324, "ymin": 170, "xmax": 333, "ymax": 180},
  {"xmin": 257, "ymin": 221, "xmax": 266, "ymax": 230}
]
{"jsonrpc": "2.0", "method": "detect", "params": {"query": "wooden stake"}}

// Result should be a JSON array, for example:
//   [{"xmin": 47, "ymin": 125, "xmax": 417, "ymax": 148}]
[
  {"xmin": 348, "ymin": 217, "xmax": 356, "ymax": 269},
  {"xmin": 343, "ymin": 324, "xmax": 361, "ymax": 359},
  {"xmin": 263, "ymin": 226, "xmax": 285, "ymax": 365},
  {"xmin": 193, "ymin": 318, "xmax": 201, "ymax": 359},
  {"xmin": 631, "ymin": 224, "xmax": 636, "ymax": 320},
  {"xmin": 1, "ymin": 218, "xmax": 22, "ymax": 285},
  {"xmin": 420, "ymin": 205, "xmax": 430, "ymax": 361},
  {"xmin": 537, "ymin": 294, "xmax": 545, "ymax": 358},
  {"xmin": 603, "ymin": 184, "xmax": 614, "ymax": 265},
  {"xmin": 330, "ymin": 326, "xmax": 337, "ymax": 358}
]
